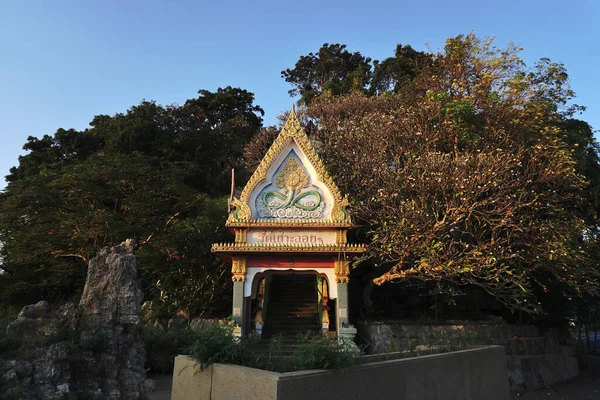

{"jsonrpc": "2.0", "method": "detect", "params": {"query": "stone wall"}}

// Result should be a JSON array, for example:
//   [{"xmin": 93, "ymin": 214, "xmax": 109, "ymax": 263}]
[{"xmin": 360, "ymin": 322, "xmax": 583, "ymax": 392}]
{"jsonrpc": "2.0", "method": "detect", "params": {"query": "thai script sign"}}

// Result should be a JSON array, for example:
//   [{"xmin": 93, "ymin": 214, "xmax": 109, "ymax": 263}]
[{"xmin": 247, "ymin": 230, "xmax": 336, "ymax": 245}]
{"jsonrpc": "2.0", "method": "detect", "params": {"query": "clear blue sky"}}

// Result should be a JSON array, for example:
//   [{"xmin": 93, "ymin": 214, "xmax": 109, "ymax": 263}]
[{"xmin": 1, "ymin": 0, "xmax": 599, "ymax": 189}]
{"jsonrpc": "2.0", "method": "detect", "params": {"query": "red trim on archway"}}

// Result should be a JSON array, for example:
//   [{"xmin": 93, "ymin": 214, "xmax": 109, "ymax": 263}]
[{"xmin": 247, "ymin": 255, "xmax": 334, "ymax": 269}]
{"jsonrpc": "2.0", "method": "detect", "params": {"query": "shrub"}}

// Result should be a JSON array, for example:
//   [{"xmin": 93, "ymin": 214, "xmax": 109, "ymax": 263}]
[
  {"xmin": 291, "ymin": 332, "xmax": 357, "ymax": 370},
  {"xmin": 186, "ymin": 323, "xmax": 261, "ymax": 371},
  {"xmin": 144, "ymin": 323, "xmax": 199, "ymax": 373},
  {"xmin": 185, "ymin": 325, "xmax": 359, "ymax": 372}
]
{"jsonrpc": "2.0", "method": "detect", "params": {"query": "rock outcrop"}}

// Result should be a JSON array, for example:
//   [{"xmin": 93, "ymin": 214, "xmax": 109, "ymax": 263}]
[
  {"xmin": 6, "ymin": 301, "xmax": 54, "ymax": 339},
  {"xmin": 1, "ymin": 240, "xmax": 147, "ymax": 399},
  {"xmin": 75, "ymin": 239, "xmax": 146, "ymax": 399},
  {"xmin": 1, "ymin": 342, "xmax": 73, "ymax": 400}
]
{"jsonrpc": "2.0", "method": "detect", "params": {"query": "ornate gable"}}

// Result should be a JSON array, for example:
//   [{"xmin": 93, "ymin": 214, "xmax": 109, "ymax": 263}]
[{"xmin": 227, "ymin": 107, "xmax": 351, "ymax": 228}]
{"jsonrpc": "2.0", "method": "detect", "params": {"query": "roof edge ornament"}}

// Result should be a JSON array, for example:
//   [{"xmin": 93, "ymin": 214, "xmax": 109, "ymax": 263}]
[
  {"xmin": 280, "ymin": 104, "xmax": 302, "ymax": 138},
  {"xmin": 226, "ymin": 106, "xmax": 351, "ymax": 227}
]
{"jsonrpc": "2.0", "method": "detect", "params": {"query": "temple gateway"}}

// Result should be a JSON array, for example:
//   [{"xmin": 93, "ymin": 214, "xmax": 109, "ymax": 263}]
[{"xmin": 212, "ymin": 107, "xmax": 365, "ymax": 340}]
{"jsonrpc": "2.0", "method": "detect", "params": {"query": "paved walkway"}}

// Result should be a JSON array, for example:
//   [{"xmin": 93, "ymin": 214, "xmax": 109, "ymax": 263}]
[
  {"xmin": 145, "ymin": 373, "xmax": 172, "ymax": 400},
  {"xmin": 511, "ymin": 354, "xmax": 600, "ymax": 400}
]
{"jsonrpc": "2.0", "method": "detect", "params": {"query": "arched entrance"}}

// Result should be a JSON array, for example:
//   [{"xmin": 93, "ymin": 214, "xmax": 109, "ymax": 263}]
[
  {"xmin": 212, "ymin": 107, "xmax": 365, "ymax": 339},
  {"xmin": 247, "ymin": 270, "xmax": 334, "ymax": 339}
]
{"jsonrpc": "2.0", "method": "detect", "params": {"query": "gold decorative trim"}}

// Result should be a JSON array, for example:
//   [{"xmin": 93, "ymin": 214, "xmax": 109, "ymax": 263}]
[
  {"xmin": 226, "ymin": 218, "xmax": 352, "ymax": 228},
  {"xmin": 335, "ymin": 230, "xmax": 348, "ymax": 245},
  {"xmin": 331, "ymin": 196, "xmax": 350, "ymax": 223},
  {"xmin": 231, "ymin": 256, "xmax": 248, "ymax": 281},
  {"xmin": 212, "ymin": 243, "xmax": 366, "ymax": 254},
  {"xmin": 229, "ymin": 198, "xmax": 251, "ymax": 224},
  {"xmin": 280, "ymin": 104, "xmax": 303, "ymax": 138},
  {"xmin": 334, "ymin": 260, "xmax": 350, "ymax": 283},
  {"xmin": 227, "ymin": 106, "xmax": 351, "ymax": 225},
  {"xmin": 234, "ymin": 229, "xmax": 247, "ymax": 244},
  {"xmin": 275, "ymin": 153, "xmax": 308, "ymax": 191}
]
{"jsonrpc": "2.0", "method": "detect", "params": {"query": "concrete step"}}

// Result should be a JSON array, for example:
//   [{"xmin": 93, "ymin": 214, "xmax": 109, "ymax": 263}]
[
  {"xmin": 265, "ymin": 274, "xmax": 319, "ymax": 337},
  {"xmin": 265, "ymin": 322, "xmax": 318, "ymax": 326},
  {"xmin": 264, "ymin": 326, "xmax": 320, "ymax": 333},
  {"xmin": 265, "ymin": 327, "xmax": 320, "ymax": 333},
  {"xmin": 267, "ymin": 307, "xmax": 318, "ymax": 314}
]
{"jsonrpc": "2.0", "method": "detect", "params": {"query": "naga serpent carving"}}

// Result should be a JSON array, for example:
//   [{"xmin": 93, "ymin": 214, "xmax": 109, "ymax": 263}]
[{"xmin": 261, "ymin": 154, "xmax": 322, "ymax": 211}]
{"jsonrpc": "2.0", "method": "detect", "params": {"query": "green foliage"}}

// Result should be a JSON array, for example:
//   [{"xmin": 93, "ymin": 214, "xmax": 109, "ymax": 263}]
[
  {"xmin": 377, "ymin": 327, "xmax": 476, "ymax": 356},
  {"xmin": 370, "ymin": 44, "xmax": 434, "ymax": 96},
  {"xmin": 185, "ymin": 325, "xmax": 357, "ymax": 372},
  {"xmin": 414, "ymin": 328, "xmax": 477, "ymax": 354},
  {"xmin": 263, "ymin": 333, "xmax": 284, "ymax": 371},
  {"xmin": 305, "ymin": 33, "xmax": 600, "ymax": 317},
  {"xmin": 144, "ymin": 324, "xmax": 199, "ymax": 373},
  {"xmin": 282, "ymin": 42, "xmax": 432, "ymax": 105},
  {"xmin": 186, "ymin": 323, "xmax": 261, "ymax": 371},
  {"xmin": 42, "ymin": 319, "xmax": 77, "ymax": 346},
  {"xmin": 0, "ymin": 87, "xmax": 263, "ymax": 316},
  {"xmin": 0, "ymin": 376, "xmax": 27, "ymax": 400},
  {"xmin": 291, "ymin": 332, "xmax": 357, "ymax": 370},
  {"xmin": 281, "ymin": 43, "xmax": 372, "ymax": 106}
]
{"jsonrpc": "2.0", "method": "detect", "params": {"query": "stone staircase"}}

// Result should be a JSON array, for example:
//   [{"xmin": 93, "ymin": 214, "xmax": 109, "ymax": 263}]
[{"xmin": 260, "ymin": 274, "xmax": 321, "ymax": 355}]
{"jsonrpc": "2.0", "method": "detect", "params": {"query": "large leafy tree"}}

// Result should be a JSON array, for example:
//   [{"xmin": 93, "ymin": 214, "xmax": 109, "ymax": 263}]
[
  {"xmin": 281, "ymin": 42, "xmax": 432, "ymax": 105},
  {"xmin": 299, "ymin": 34, "xmax": 600, "ymax": 316},
  {"xmin": 0, "ymin": 87, "xmax": 263, "ymax": 317},
  {"xmin": 370, "ymin": 43, "xmax": 434, "ymax": 96},
  {"xmin": 281, "ymin": 43, "xmax": 372, "ymax": 106}
]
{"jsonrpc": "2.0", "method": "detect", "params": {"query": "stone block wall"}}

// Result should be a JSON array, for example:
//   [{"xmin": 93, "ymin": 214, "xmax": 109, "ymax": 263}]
[{"xmin": 360, "ymin": 322, "xmax": 582, "ymax": 392}]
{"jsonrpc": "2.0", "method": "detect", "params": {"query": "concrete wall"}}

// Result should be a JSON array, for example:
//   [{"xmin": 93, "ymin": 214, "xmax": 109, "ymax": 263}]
[
  {"xmin": 171, "ymin": 356, "xmax": 212, "ymax": 400},
  {"xmin": 211, "ymin": 364, "xmax": 279, "ymax": 400},
  {"xmin": 276, "ymin": 347, "xmax": 509, "ymax": 400},
  {"xmin": 172, "ymin": 356, "xmax": 280, "ymax": 400},
  {"xmin": 172, "ymin": 346, "xmax": 509, "ymax": 400}
]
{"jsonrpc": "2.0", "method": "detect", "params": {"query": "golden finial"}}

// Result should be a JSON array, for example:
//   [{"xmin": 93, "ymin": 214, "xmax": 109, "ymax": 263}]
[{"xmin": 281, "ymin": 105, "xmax": 302, "ymax": 138}]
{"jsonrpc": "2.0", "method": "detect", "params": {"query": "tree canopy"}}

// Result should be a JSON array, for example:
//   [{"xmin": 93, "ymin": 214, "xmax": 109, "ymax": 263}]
[
  {"xmin": 0, "ymin": 87, "xmax": 263, "ymax": 317},
  {"xmin": 281, "ymin": 43, "xmax": 373, "ymax": 106},
  {"xmin": 2, "ymin": 33, "xmax": 599, "ymax": 324},
  {"xmin": 281, "ymin": 42, "xmax": 432, "ymax": 105},
  {"xmin": 272, "ymin": 34, "xmax": 600, "ymax": 317}
]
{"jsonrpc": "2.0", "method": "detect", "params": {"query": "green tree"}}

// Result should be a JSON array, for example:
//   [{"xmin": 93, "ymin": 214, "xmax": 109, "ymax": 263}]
[
  {"xmin": 281, "ymin": 43, "xmax": 372, "ymax": 106},
  {"xmin": 281, "ymin": 42, "xmax": 432, "ymax": 104},
  {"xmin": 370, "ymin": 43, "xmax": 433, "ymax": 96},
  {"xmin": 0, "ymin": 87, "xmax": 263, "ymax": 317},
  {"xmin": 306, "ymin": 34, "xmax": 600, "ymax": 316}
]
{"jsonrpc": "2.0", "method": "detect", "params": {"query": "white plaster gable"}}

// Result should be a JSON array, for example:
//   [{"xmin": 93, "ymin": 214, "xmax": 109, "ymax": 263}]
[{"xmin": 248, "ymin": 140, "xmax": 334, "ymax": 220}]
